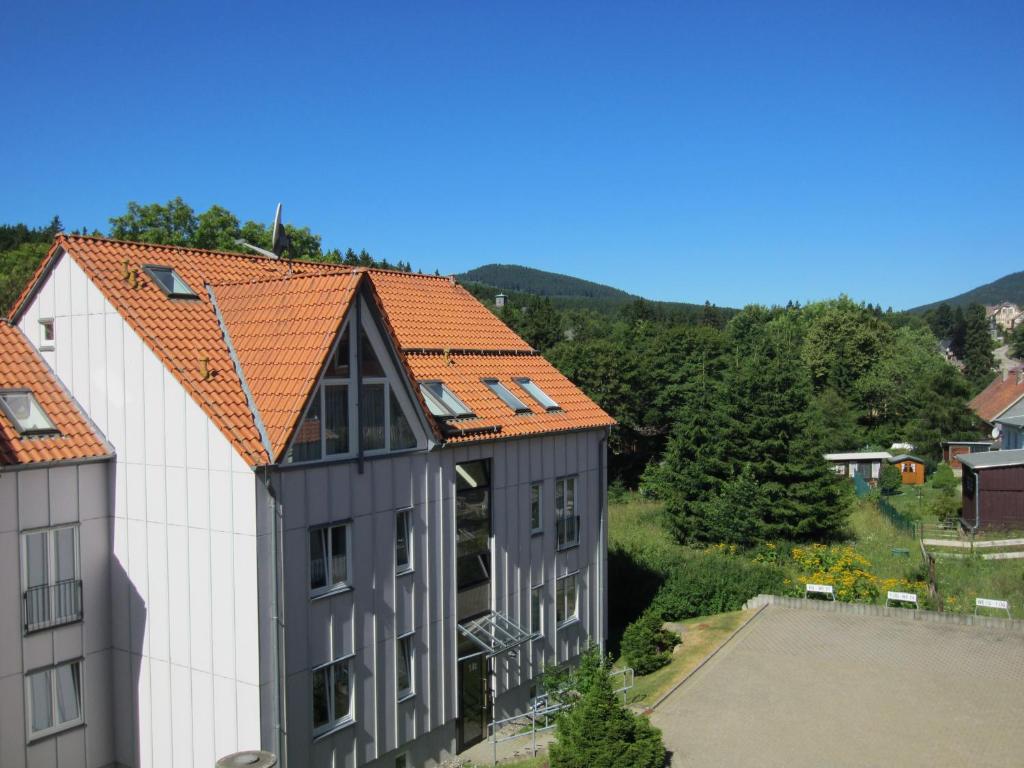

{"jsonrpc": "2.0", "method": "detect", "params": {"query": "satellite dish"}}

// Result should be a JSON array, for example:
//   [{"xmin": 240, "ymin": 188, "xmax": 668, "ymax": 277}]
[
  {"xmin": 235, "ymin": 203, "xmax": 290, "ymax": 260},
  {"xmin": 271, "ymin": 203, "xmax": 291, "ymax": 257},
  {"xmin": 992, "ymin": 425, "xmax": 1001, "ymax": 440}
]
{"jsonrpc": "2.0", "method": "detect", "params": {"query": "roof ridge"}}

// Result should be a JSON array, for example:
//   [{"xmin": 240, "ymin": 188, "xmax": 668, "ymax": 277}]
[
  {"xmin": 367, "ymin": 267, "xmax": 457, "ymax": 282},
  {"xmin": 404, "ymin": 348, "xmax": 541, "ymax": 356},
  {"xmin": 210, "ymin": 269, "xmax": 363, "ymax": 289}
]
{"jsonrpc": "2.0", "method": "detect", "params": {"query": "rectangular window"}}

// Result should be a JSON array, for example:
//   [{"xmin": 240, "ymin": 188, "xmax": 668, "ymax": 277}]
[
  {"xmin": 26, "ymin": 660, "xmax": 83, "ymax": 739},
  {"xmin": 514, "ymin": 377, "xmax": 560, "ymax": 411},
  {"xmin": 420, "ymin": 381, "xmax": 473, "ymax": 418},
  {"xmin": 143, "ymin": 265, "xmax": 197, "ymax": 299},
  {"xmin": 531, "ymin": 584, "xmax": 543, "ymax": 636},
  {"xmin": 482, "ymin": 378, "xmax": 531, "ymax": 413},
  {"xmin": 530, "ymin": 483, "xmax": 542, "ymax": 533},
  {"xmin": 324, "ymin": 384, "xmax": 349, "ymax": 456},
  {"xmin": 290, "ymin": 394, "xmax": 322, "ymax": 463},
  {"xmin": 39, "ymin": 319, "xmax": 55, "ymax": 350},
  {"xmin": 312, "ymin": 657, "xmax": 353, "ymax": 734},
  {"xmin": 397, "ymin": 633, "xmax": 414, "ymax": 699},
  {"xmin": 361, "ymin": 382, "xmax": 386, "ymax": 451},
  {"xmin": 1, "ymin": 390, "xmax": 59, "ymax": 436},
  {"xmin": 389, "ymin": 389, "xmax": 417, "ymax": 450},
  {"xmin": 22, "ymin": 525, "xmax": 81, "ymax": 632},
  {"xmin": 456, "ymin": 461, "xmax": 491, "ymax": 592},
  {"xmin": 309, "ymin": 523, "xmax": 350, "ymax": 595},
  {"xmin": 396, "ymin": 508, "xmax": 412, "ymax": 573},
  {"xmin": 555, "ymin": 476, "xmax": 579, "ymax": 550},
  {"xmin": 556, "ymin": 574, "xmax": 578, "ymax": 626}
]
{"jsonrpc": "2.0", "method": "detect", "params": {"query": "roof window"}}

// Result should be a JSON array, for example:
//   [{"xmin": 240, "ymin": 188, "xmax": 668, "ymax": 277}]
[
  {"xmin": 143, "ymin": 265, "xmax": 198, "ymax": 299},
  {"xmin": 0, "ymin": 390, "xmax": 59, "ymax": 436},
  {"xmin": 514, "ymin": 378, "xmax": 560, "ymax": 411},
  {"xmin": 483, "ymin": 379, "xmax": 530, "ymax": 414},
  {"xmin": 420, "ymin": 382, "xmax": 474, "ymax": 418}
]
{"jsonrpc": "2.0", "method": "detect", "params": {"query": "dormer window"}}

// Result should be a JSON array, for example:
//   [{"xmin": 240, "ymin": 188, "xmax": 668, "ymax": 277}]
[
  {"xmin": 483, "ymin": 379, "xmax": 530, "ymax": 414},
  {"xmin": 143, "ymin": 265, "xmax": 198, "ymax": 299},
  {"xmin": 420, "ymin": 382, "xmax": 473, "ymax": 418},
  {"xmin": 0, "ymin": 390, "xmax": 59, "ymax": 436},
  {"xmin": 514, "ymin": 378, "xmax": 560, "ymax": 411}
]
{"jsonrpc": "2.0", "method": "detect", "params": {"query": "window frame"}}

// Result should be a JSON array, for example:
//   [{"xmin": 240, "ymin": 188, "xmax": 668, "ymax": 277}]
[
  {"xmin": 311, "ymin": 654, "xmax": 355, "ymax": 738},
  {"xmin": 555, "ymin": 476, "xmax": 579, "ymax": 551},
  {"xmin": 21, "ymin": 524, "xmax": 82, "ymax": 632},
  {"xmin": 396, "ymin": 631, "xmax": 415, "ymax": 701},
  {"xmin": 0, "ymin": 389, "xmax": 60, "ymax": 436},
  {"xmin": 395, "ymin": 507, "xmax": 413, "ymax": 574},
  {"xmin": 419, "ymin": 381, "xmax": 474, "ymax": 418},
  {"xmin": 25, "ymin": 659, "xmax": 84, "ymax": 742},
  {"xmin": 482, "ymin": 378, "xmax": 531, "ymax": 414},
  {"xmin": 142, "ymin": 264, "xmax": 199, "ymax": 299},
  {"xmin": 530, "ymin": 482, "xmax": 543, "ymax": 534},
  {"xmin": 39, "ymin": 319, "xmax": 55, "ymax": 351},
  {"xmin": 308, "ymin": 522, "xmax": 352, "ymax": 599},
  {"xmin": 514, "ymin": 377, "xmax": 560, "ymax": 411},
  {"xmin": 555, "ymin": 572, "xmax": 579, "ymax": 627}
]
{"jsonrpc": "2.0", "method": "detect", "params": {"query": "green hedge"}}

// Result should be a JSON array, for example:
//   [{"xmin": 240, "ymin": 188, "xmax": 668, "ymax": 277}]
[
  {"xmin": 620, "ymin": 609, "xmax": 681, "ymax": 675},
  {"xmin": 651, "ymin": 552, "xmax": 785, "ymax": 620}
]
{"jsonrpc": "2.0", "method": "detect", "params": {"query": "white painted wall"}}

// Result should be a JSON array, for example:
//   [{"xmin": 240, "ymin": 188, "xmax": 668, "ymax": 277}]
[{"xmin": 18, "ymin": 252, "xmax": 262, "ymax": 768}]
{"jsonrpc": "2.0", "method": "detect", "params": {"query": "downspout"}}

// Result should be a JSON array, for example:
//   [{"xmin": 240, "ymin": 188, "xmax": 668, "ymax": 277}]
[
  {"xmin": 261, "ymin": 467, "xmax": 288, "ymax": 767},
  {"xmin": 597, "ymin": 428, "xmax": 608, "ymax": 657}
]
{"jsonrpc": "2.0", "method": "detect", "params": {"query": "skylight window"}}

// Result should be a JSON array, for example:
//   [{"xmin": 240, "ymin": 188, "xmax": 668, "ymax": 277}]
[
  {"xmin": 514, "ymin": 378, "xmax": 560, "ymax": 411},
  {"xmin": 483, "ymin": 379, "xmax": 530, "ymax": 414},
  {"xmin": 419, "ymin": 382, "xmax": 473, "ymax": 418},
  {"xmin": 143, "ymin": 265, "xmax": 198, "ymax": 299},
  {"xmin": 0, "ymin": 390, "xmax": 59, "ymax": 436}
]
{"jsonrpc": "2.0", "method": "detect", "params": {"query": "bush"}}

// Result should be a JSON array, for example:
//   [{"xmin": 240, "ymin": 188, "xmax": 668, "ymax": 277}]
[
  {"xmin": 549, "ymin": 648, "xmax": 667, "ymax": 768},
  {"xmin": 650, "ymin": 551, "xmax": 785, "ymax": 620},
  {"xmin": 931, "ymin": 463, "xmax": 957, "ymax": 493},
  {"xmin": 880, "ymin": 463, "xmax": 902, "ymax": 496},
  {"xmin": 620, "ymin": 610, "xmax": 681, "ymax": 675}
]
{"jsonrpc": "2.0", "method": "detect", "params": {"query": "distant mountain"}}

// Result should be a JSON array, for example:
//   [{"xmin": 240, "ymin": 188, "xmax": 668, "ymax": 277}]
[
  {"xmin": 457, "ymin": 264, "xmax": 634, "ymax": 302},
  {"xmin": 456, "ymin": 263, "xmax": 727, "ymax": 317},
  {"xmin": 911, "ymin": 271, "xmax": 1024, "ymax": 313}
]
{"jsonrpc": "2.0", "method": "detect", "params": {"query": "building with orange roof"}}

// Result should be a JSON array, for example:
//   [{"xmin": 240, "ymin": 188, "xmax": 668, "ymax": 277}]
[
  {"xmin": 0, "ymin": 320, "xmax": 117, "ymax": 766},
  {"xmin": 9, "ymin": 234, "xmax": 615, "ymax": 768}
]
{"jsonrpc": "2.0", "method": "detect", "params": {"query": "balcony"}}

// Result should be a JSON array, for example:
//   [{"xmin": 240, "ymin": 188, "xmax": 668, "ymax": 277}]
[{"xmin": 23, "ymin": 579, "xmax": 83, "ymax": 633}]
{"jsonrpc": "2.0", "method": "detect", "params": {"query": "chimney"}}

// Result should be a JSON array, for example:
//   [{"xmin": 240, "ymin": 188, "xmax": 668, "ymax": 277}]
[{"xmin": 495, "ymin": 292, "xmax": 507, "ymax": 309}]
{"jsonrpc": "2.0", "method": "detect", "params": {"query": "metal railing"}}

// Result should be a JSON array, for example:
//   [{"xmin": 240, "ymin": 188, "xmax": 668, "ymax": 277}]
[{"xmin": 23, "ymin": 579, "xmax": 82, "ymax": 633}]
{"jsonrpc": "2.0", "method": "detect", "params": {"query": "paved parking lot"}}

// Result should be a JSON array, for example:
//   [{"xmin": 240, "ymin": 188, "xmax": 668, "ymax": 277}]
[{"xmin": 652, "ymin": 605, "xmax": 1024, "ymax": 767}]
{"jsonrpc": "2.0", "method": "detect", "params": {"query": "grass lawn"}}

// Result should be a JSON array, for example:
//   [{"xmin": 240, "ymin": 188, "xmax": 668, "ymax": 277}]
[
  {"xmin": 607, "ymin": 493, "xmax": 680, "ymax": 561},
  {"xmin": 468, "ymin": 757, "xmax": 548, "ymax": 768},
  {"xmin": 616, "ymin": 610, "xmax": 751, "ymax": 709},
  {"xmin": 884, "ymin": 479, "xmax": 958, "ymax": 523},
  {"xmin": 847, "ymin": 498, "xmax": 921, "ymax": 582}
]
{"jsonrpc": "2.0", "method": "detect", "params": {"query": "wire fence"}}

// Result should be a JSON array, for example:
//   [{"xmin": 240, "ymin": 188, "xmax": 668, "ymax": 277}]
[{"xmin": 876, "ymin": 495, "xmax": 918, "ymax": 538}]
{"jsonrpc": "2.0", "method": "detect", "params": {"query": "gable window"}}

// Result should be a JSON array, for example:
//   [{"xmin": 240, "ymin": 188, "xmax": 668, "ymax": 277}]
[
  {"xmin": 312, "ymin": 656, "xmax": 353, "ymax": 735},
  {"xmin": 514, "ymin": 378, "xmax": 560, "ymax": 411},
  {"xmin": 555, "ymin": 476, "xmax": 579, "ymax": 550},
  {"xmin": 483, "ymin": 378, "xmax": 530, "ymax": 414},
  {"xmin": 531, "ymin": 584, "xmax": 543, "ymax": 636},
  {"xmin": 396, "ymin": 508, "xmax": 412, "ymax": 573},
  {"xmin": 26, "ymin": 660, "xmax": 83, "ymax": 740},
  {"xmin": 309, "ymin": 523, "xmax": 350, "ymax": 596},
  {"xmin": 420, "ymin": 381, "xmax": 474, "ymax": 418},
  {"xmin": 556, "ymin": 573, "xmax": 578, "ymax": 626},
  {"xmin": 39, "ymin": 319, "xmax": 55, "ymax": 350},
  {"xmin": 0, "ymin": 391, "xmax": 59, "ymax": 436},
  {"xmin": 22, "ymin": 525, "xmax": 81, "ymax": 633},
  {"xmin": 397, "ymin": 633, "xmax": 414, "ymax": 700},
  {"xmin": 530, "ymin": 483, "xmax": 542, "ymax": 533},
  {"xmin": 143, "ymin": 265, "xmax": 197, "ymax": 299}
]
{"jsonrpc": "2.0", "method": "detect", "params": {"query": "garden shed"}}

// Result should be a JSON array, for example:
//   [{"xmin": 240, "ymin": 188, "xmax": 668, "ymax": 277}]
[
  {"xmin": 888, "ymin": 454, "xmax": 926, "ymax": 485},
  {"xmin": 942, "ymin": 440, "xmax": 993, "ymax": 474},
  {"xmin": 823, "ymin": 451, "xmax": 892, "ymax": 484},
  {"xmin": 959, "ymin": 449, "xmax": 1024, "ymax": 531}
]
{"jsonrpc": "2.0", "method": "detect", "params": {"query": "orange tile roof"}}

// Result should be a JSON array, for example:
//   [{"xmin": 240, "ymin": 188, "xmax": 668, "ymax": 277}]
[
  {"xmin": 12, "ymin": 235, "xmax": 613, "ymax": 461},
  {"xmin": 214, "ymin": 272, "xmax": 360, "ymax": 459},
  {"xmin": 404, "ymin": 352, "xmax": 615, "ymax": 442},
  {"xmin": 367, "ymin": 270, "xmax": 532, "ymax": 352},
  {"xmin": 969, "ymin": 369, "xmax": 1024, "ymax": 423},
  {"xmin": 0, "ymin": 322, "xmax": 109, "ymax": 465}
]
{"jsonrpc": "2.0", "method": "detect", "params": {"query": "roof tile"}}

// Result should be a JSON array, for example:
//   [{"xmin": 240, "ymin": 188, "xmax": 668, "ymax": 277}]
[{"xmin": 969, "ymin": 369, "xmax": 1024, "ymax": 423}]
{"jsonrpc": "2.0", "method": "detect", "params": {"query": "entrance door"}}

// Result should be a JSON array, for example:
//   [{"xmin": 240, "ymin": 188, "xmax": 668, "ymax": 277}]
[{"xmin": 457, "ymin": 655, "xmax": 488, "ymax": 750}]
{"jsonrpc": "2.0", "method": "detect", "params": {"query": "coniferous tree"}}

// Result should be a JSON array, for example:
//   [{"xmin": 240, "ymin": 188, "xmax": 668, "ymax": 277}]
[{"xmin": 961, "ymin": 303, "xmax": 995, "ymax": 388}]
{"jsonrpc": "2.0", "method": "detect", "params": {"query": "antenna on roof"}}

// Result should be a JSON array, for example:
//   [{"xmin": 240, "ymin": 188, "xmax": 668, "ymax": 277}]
[{"xmin": 235, "ymin": 202, "xmax": 290, "ymax": 260}]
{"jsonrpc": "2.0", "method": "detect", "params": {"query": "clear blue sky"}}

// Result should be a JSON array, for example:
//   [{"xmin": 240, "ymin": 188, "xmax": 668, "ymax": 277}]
[{"xmin": 2, "ymin": 1, "xmax": 1022, "ymax": 309}]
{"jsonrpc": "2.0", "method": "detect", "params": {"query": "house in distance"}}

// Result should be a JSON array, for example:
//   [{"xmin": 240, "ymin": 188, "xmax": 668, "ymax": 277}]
[{"xmin": 5, "ymin": 235, "xmax": 615, "ymax": 768}]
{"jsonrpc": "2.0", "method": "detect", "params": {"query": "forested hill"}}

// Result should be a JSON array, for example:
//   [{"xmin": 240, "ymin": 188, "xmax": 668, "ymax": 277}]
[
  {"xmin": 457, "ymin": 263, "xmax": 727, "ymax": 316},
  {"xmin": 911, "ymin": 270, "xmax": 1024, "ymax": 312}
]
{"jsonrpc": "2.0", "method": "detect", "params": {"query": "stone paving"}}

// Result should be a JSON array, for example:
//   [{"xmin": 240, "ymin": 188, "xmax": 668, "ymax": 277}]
[{"xmin": 652, "ymin": 604, "xmax": 1024, "ymax": 767}]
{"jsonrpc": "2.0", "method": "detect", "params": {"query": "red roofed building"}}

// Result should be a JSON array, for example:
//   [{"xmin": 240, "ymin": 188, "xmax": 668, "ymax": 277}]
[
  {"xmin": 968, "ymin": 367, "xmax": 1024, "ymax": 426},
  {"xmin": 9, "ymin": 235, "xmax": 614, "ymax": 768}
]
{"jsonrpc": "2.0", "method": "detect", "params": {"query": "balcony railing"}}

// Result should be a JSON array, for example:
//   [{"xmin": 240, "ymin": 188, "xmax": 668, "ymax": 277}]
[{"xmin": 23, "ymin": 579, "xmax": 83, "ymax": 633}]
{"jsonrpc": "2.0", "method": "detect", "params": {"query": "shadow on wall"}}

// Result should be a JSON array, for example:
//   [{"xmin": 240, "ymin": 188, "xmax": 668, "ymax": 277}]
[
  {"xmin": 607, "ymin": 547, "xmax": 665, "ymax": 657},
  {"xmin": 107, "ymin": 464, "xmax": 147, "ymax": 768}
]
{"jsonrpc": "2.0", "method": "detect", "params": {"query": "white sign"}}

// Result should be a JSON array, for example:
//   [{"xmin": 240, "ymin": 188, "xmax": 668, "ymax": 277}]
[
  {"xmin": 806, "ymin": 584, "xmax": 834, "ymax": 595},
  {"xmin": 887, "ymin": 591, "xmax": 918, "ymax": 604},
  {"xmin": 976, "ymin": 598, "xmax": 1009, "ymax": 611}
]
